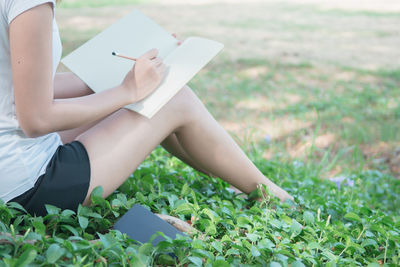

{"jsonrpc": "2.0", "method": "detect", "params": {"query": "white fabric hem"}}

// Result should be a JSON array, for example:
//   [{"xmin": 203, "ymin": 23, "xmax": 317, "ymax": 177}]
[
  {"xmin": 2, "ymin": 179, "xmax": 36, "ymax": 203},
  {"xmin": 2, "ymin": 133, "xmax": 62, "ymax": 203}
]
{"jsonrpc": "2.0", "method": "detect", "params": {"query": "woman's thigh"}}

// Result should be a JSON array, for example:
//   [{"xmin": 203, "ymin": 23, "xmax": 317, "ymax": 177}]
[{"xmin": 76, "ymin": 86, "xmax": 200, "ymax": 206}]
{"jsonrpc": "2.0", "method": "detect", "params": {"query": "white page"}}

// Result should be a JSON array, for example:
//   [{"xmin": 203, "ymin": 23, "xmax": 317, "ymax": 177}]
[
  {"xmin": 62, "ymin": 9, "xmax": 178, "ymax": 92},
  {"xmin": 62, "ymin": 10, "xmax": 223, "ymax": 118},
  {"xmin": 127, "ymin": 37, "xmax": 223, "ymax": 117}
]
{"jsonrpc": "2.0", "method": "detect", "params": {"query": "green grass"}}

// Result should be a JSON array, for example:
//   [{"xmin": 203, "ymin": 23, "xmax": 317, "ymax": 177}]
[
  {"xmin": 1, "ymin": 148, "xmax": 399, "ymax": 266},
  {"xmin": 58, "ymin": 0, "xmax": 150, "ymax": 8},
  {"xmin": 189, "ymin": 58, "xmax": 400, "ymax": 175},
  {"xmin": 280, "ymin": 3, "xmax": 400, "ymax": 18},
  {"xmin": 319, "ymin": 9, "xmax": 400, "ymax": 18}
]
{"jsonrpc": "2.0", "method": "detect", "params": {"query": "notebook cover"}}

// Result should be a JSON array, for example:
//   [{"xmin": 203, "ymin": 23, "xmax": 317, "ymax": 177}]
[{"xmin": 113, "ymin": 204, "xmax": 186, "ymax": 246}]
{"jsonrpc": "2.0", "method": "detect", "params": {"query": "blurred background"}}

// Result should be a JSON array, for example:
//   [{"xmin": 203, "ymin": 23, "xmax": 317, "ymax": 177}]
[{"xmin": 57, "ymin": 0, "xmax": 400, "ymax": 178}]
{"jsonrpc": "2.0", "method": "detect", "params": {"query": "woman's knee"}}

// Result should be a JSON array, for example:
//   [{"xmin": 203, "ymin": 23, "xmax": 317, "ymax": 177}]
[{"xmin": 167, "ymin": 85, "xmax": 204, "ymax": 120}]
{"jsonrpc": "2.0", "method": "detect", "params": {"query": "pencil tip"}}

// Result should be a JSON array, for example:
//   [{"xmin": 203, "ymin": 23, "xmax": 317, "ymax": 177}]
[{"xmin": 112, "ymin": 51, "xmax": 116, "ymax": 56}]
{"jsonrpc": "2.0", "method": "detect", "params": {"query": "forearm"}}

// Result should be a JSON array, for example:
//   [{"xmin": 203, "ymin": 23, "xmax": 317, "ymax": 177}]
[
  {"xmin": 25, "ymin": 85, "xmax": 130, "ymax": 137},
  {"xmin": 54, "ymin": 72, "xmax": 94, "ymax": 99}
]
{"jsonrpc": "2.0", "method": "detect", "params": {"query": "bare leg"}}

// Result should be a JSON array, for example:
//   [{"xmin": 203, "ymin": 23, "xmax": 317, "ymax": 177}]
[
  {"xmin": 60, "ymin": 120, "xmax": 209, "ymax": 174},
  {"xmin": 161, "ymin": 134, "xmax": 210, "ymax": 175},
  {"xmin": 54, "ymin": 74, "xmax": 291, "ymax": 202},
  {"xmin": 76, "ymin": 86, "xmax": 292, "ymax": 206},
  {"xmin": 55, "ymin": 73, "xmax": 210, "ymax": 170}
]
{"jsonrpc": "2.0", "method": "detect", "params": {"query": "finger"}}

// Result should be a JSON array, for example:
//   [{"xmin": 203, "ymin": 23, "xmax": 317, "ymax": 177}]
[
  {"xmin": 152, "ymin": 57, "xmax": 163, "ymax": 66},
  {"xmin": 155, "ymin": 61, "xmax": 163, "ymax": 68},
  {"xmin": 141, "ymin": 48, "xmax": 158, "ymax": 60}
]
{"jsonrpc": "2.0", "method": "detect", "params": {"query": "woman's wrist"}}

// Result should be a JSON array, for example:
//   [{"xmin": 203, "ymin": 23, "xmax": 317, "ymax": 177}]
[{"xmin": 115, "ymin": 83, "xmax": 138, "ymax": 106}]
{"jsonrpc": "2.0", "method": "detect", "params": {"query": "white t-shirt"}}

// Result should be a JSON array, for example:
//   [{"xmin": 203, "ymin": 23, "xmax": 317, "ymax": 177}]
[{"xmin": 0, "ymin": 0, "xmax": 63, "ymax": 203}]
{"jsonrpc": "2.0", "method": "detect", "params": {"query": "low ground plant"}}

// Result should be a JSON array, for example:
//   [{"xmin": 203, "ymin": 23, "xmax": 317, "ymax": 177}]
[{"xmin": 1, "ymin": 148, "xmax": 399, "ymax": 266}]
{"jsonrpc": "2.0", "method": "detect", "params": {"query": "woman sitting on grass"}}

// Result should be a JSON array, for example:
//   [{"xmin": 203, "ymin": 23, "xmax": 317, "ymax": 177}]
[{"xmin": 0, "ymin": 0, "xmax": 292, "ymax": 216}]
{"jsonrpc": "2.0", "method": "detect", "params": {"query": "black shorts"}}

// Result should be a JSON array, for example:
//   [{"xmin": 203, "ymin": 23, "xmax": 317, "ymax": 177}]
[{"xmin": 8, "ymin": 141, "xmax": 91, "ymax": 217}]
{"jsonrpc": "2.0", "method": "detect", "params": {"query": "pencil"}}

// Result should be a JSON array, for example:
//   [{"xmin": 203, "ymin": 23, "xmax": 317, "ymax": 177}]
[{"xmin": 112, "ymin": 51, "xmax": 137, "ymax": 61}]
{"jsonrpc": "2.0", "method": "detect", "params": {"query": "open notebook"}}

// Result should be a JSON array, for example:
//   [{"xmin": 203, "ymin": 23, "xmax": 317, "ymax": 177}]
[{"xmin": 61, "ymin": 9, "xmax": 224, "ymax": 118}]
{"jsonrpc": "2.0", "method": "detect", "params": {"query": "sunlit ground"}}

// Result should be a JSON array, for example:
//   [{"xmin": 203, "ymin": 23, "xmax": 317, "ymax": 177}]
[{"xmin": 57, "ymin": 0, "xmax": 400, "ymax": 178}]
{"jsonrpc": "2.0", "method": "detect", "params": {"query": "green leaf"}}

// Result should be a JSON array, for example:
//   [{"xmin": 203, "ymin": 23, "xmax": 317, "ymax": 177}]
[
  {"xmin": 46, "ymin": 244, "xmax": 64, "ymax": 264},
  {"xmin": 362, "ymin": 239, "xmax": 378, "ymax": 248},
  {"xmin": 211, "ymin": 241, "xmax": 223, "ymax": 253},
  {"xmin": 201, "ymin": 208, "xmax": 217, "ymax": 222},
  {"xmin": 32, "ymin": 219, "xmax": 46, "ymax": 236},
  {"xmin": 269, "ymin": 262, "xmax": 282, "ymax": 267},
  {"xmin": 7, "ymin": 201, "xmax": 27, "ymax": 213},
  {"xmin": 15, "ymin": 247, "xmax": 37, "ymax": 266},
  {"xmin": 86, "ymin": 211, "xmax": 102, "ymax": 219},
  {"xmin": 344, "ymin": 212, "xmax": 361, "ymax": 222},
  {"xmin": 98, "ymin": 233, "xmax": 116, "ymax": 249},
  {"xmin": 212, "ymin": 259, "xmax": 230, "ymax": 267},
  {"xmin": 291, "ymin": 261, "xmax": 306, "ymax": 267},
  {"xmin": 237, "ymin": 216, "xmax": 252, "ymax": 228},
  {"xmin": 157, "ymin": 254, "xmax": 175, "ymax": 265},
  {"xmin": 192, "ymin": 239, "xmax": 206, "ymax": 249},
  {"xmin": 24, "ymin": 232, "xmax": 42, "ymax": 243},
  {"xmin": 326, "ymin": 261, "xmax": 337, "ymax": 267},
  {"xmin": 188, "ymin": 256, "xmax": 203, "ymax": 267},
  {"xmin": 78, "ymin": 215, "xmax": 89, "ymax": 229},
  {"xmin": 90, "ymin": 186, "xmax": 108, "ymax": 207},
  {"xmin": 45, "ymin": 204, "xmax": 61, "ymax": 215},
  {"xmin": 175, "ymin": 203, "xmax": 193, "ymax": 215},
  {"xmin": 181, "ymin": 183, "xmax": 191, "ymax": 197},
  {"xmin": 250, "ymin": 245, "xmax": 261, "ymax": 257},
  {"xmin": 248, "ymin": 186, "xmax": 263, "ymax": 200},
  {"xmin": 269, "ymin": 219, "xmax": 282, "ymax": 229},
  {"xmin": 221, "ymin": 235, "xmax": 231, "ymax": 243},
  {"xmin": 303, "ymin": 211, "xmax": 315, "ymax": 225},
  {"xmin": 226, "ymin": 248, "xmax": 239, "ymax": 256},
  {"xmin": 112, "ymin": 210, "xmax": 120, "ymax": 217},
  {"xmin": 258, "ymin": 238, "xmax": 275, "ymax": 250},
  {"xmin": 307, "ymin": 241, "xmax": 321, "ymax": 250},
  {"xmin": 61, "ymin": 225, "xmax": 80, "ymax": 236},
  {"xmin": 91, "ymin": 185, "xmax": 104, "ymax": 198},
  {"xmin": 167, "ymin": 194, "xmax": 178, "ymax": 209},
  {"xmin": 138, "ymin": 242, "xmax": 153, "ymax": 256},
  {"xmin": 281, "ymin": 215, "xmax": 292, "ymax": 225},
  {"xmin": 191, "ymin": 248, "xmax": 212, "ymax": 261},
  {"xmin": 322, "ymin": 250, "xmax": 337, "ymax": 261},
  {"xmin": 247, "ymin": 233, "xmax": 259, "ymax": 242},
  {"xmin": 275, "ymin": 254, "xmax": 288, "ymax": 265},
  {"xmin": 205, "ymin": 220, "xmax": 217, "ymax": 235},
  {"xmin": 61, "ymin": 209, "xmax": 76, "ymax": 217},
  {"xmin": 290, "ymin": 219, "xmax": 303, "ymax": 237},
  {"xmin": 77, "ymin": 205, "xmax": 92, "ymax": 217},
  {"xmin": 111, "ymin": 198, "xmax": 123, "ymax": 208}
]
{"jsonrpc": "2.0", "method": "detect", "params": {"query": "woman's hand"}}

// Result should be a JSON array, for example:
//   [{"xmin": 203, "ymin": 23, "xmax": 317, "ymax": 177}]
[{"xmin": 121, "ymin": 48, "xmax": 167, "ymax": 103}]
